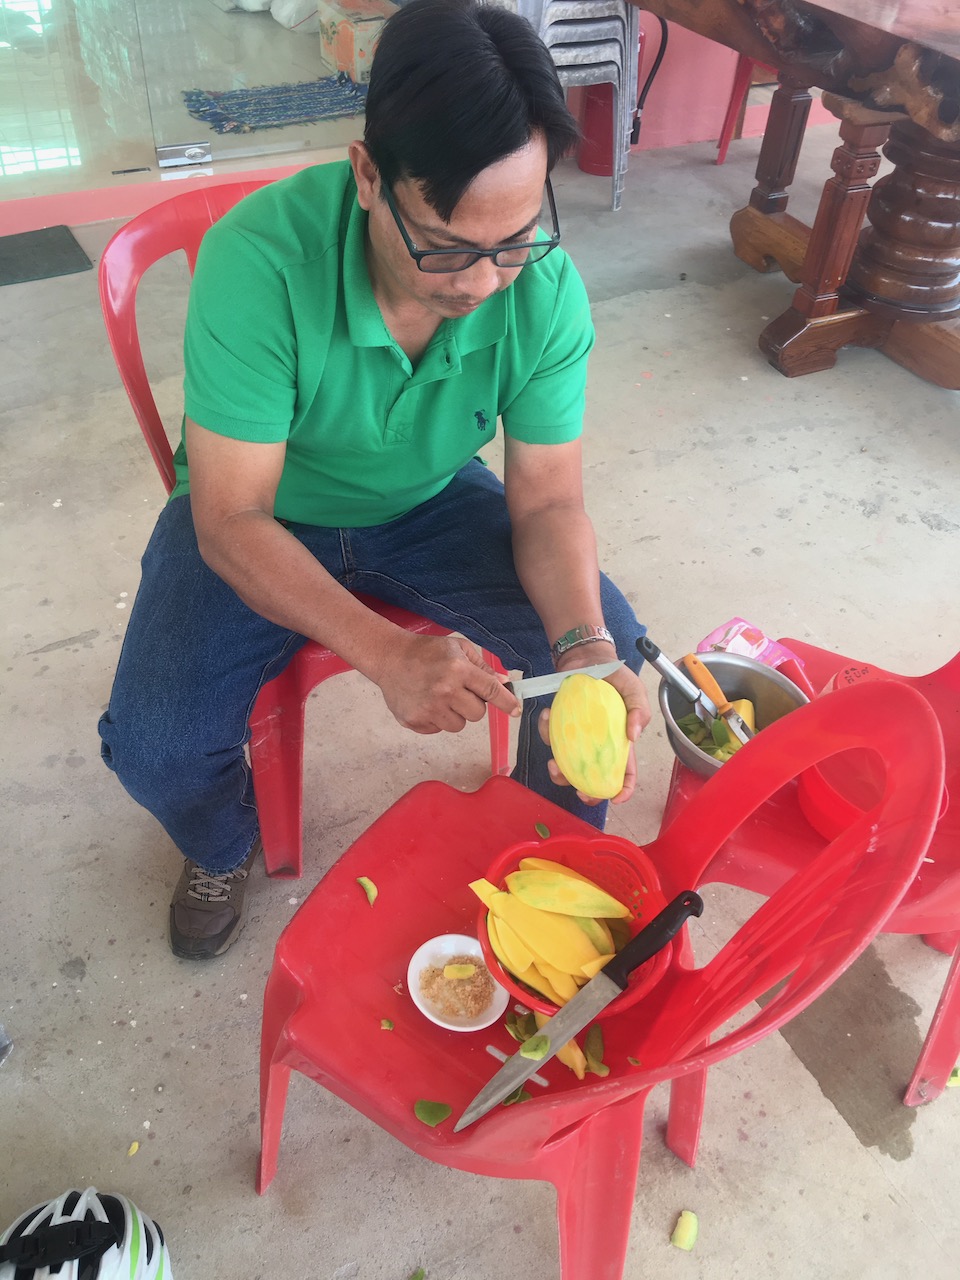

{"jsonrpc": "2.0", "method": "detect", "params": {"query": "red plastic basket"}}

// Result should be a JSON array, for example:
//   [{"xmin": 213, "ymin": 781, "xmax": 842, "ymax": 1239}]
[{"xmin": 476, "ymin": 832, "xmax": 671, "ymax": 1019}]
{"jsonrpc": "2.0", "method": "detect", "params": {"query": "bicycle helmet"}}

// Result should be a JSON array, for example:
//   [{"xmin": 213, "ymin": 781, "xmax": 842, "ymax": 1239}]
[{"xmin": 0, "ymin": 1188, "xmax": 171, "ymax": 1279}]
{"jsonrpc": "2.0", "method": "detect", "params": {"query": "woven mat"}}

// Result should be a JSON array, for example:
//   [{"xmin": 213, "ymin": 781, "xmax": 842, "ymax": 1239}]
[
  {"xmin": 183, "ymin": 74, "xmax": 367, "ymax": 134},
  {"xmin": 0, "ymin": 225, "xmax": 93, "ymax": 287}
]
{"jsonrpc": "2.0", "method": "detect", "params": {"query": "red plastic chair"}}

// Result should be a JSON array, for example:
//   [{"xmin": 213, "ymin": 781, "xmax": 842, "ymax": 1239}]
[
  {"xmin": 98, "ymin": 182, "xmax": 511, "ymax": 879},
  {"xmin": 256, "ymin": 681, "xmax": 943, "ymax": 1279},
  {"xmin": 659, "ymin": 638, "xmax": 960, "ymax": 1105},
  {"xmin": 716, "ymin": 55, "xmax": 778, "ymax": 164}
]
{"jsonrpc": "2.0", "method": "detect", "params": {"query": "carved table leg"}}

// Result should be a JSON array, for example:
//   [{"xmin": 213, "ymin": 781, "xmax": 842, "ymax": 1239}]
[
  {"xmin": 846, "ymin": 122, "xmax": 960, "ymax": 388},
  {"xmin": 760, "ymin": 103, "xmax": 894, "ymax": 377},
  {"xmin": 730, "ymin": 77, "xmax": 812, "ymax": 282}
]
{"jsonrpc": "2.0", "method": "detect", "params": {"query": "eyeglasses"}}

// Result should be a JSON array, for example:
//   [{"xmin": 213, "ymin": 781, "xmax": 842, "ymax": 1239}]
[{"xmin": 381, "ymin": 178, "xmax": 561, "ymax": 274}]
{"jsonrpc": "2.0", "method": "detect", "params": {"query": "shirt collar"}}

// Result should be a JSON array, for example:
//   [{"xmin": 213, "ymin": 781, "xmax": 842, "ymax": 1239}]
[{"xmin": 343, "ymin": 193, "xmax": 509, "ymax": 356}]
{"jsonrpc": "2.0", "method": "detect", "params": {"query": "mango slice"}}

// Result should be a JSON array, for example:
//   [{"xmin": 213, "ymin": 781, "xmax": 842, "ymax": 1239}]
[
  {"xmin": 535, "ymin": 959, "xmax": 580, "ymax": 1003},
  {"xmin": 488, "ymin": 890, "xmax": 601, "ymax": 974},
  {"xmin": 443, "ymin": 964, "xmax": 475, "ymax": 979},
  {"xmin": 513, "ymin": 962, "xmax": 568, "ymax": 1007},
  {"xmin": 518, "ymin": 856, "xmax": 600, "ymax": 885},
  {"xmin": 580, "ymin": 953, "xmax": 614, "ymax": 980},
  {"xmin": 505, "ymin": 869, "xmax": 630, "ymax": 919},
  {"xmin": 534, "ymin": 1012, "xmax": 586, "ymax": 1079},
  {"xmin": 487, "ymin": 912, "xmax": 534, "ymax": 975},
  {"xmin": 574, "ymin": 914, "xmax": 615, "ymax": 954},
  {"xmin": 468, "ymin": 877, "xmax": 499, "ymax": 908}
]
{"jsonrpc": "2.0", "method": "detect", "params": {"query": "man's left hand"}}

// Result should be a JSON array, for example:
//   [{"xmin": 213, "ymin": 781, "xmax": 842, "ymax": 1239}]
[{"xmin": 538, "ymin": 652, "xmax": 651, "ymax": 806}]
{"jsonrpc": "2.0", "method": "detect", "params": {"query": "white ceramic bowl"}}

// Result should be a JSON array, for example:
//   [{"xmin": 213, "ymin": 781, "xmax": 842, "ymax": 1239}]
[{"xmin": 407, "ymin": 933, "xmax": 509, "ymax": 1032}]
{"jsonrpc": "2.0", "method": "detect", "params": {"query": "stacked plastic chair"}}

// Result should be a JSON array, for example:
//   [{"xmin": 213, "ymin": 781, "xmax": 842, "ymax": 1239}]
[{"xmin": 519, "ymin": 0, "xmax": 641, "ymax": 211}]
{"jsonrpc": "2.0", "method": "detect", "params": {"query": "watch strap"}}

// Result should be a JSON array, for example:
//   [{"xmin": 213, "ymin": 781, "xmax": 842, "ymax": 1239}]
[{"xmin": 551, "ymin": 624, "xmax": 616, "ymax": 665}]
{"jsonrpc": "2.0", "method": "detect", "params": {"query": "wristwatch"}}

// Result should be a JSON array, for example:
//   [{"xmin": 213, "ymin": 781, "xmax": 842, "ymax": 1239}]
[{"xmin": 551, "ymin": 624, "xmax": 616, "ymax": 666}]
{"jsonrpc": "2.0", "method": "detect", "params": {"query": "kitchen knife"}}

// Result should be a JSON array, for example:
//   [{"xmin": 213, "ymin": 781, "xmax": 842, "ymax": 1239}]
[
  {"xmin": 505, "ymin": 660, "xmax": 624, "ymax": 700},
  {"xmin": 453, "ymin": 889, "xmax": 704, "ymax": 1131},
  {"xmin": 636, "ymin": 637, "xmax": 718, "ymax": 725},
  {"xmin": 681, "ymin": 652, "xmax": 755, "ymax": 746}
]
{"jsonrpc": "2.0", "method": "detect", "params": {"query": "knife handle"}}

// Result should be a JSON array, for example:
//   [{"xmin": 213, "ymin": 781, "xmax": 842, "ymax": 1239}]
[
  {"xmin": 682, "ymin": 653, "xmax": 733, "ymax": 714},
  {"xmin": 637, "ymin": 638, "xmax": 707, "ymax": 707},
  {"xmin": 603, "ymin": 890, "xmax": 704, "ymax": 991}
]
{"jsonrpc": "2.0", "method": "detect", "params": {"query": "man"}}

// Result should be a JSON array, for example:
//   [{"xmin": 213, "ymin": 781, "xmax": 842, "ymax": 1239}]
[{"xmin": 99, "ymin": 0, "xmax": 650, "ymax": 960}]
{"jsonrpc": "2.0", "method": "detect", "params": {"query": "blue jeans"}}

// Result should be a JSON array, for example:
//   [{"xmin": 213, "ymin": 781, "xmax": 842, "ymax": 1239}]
[{"xmin": 99, "ymin": 460, "xmax": 645, "ymax": 872}]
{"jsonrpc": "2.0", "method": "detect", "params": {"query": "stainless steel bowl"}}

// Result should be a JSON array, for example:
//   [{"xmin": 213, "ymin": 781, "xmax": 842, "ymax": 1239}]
[{"xmin": 658, "ymin": 651, "xmax": 809, "ymax": 778}]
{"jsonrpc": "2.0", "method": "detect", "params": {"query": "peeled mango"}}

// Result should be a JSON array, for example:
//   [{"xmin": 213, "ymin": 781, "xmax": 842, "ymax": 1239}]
[
  {"xmin": 470, "ymin": 862, "xmax": 631, "ymax": 1007},
  {"xmin": 548, "ymin": 673, "xmax": 629, "ymax": 800}
]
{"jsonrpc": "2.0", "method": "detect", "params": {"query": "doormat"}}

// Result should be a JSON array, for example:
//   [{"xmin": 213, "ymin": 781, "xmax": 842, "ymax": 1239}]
[
  {"xmin": 183, "ymin": 73, "xmax": 368, "ymax": 135},
  {"xmin": 0, "ymin": 225, "xmax": 93, "ymax": 287}
]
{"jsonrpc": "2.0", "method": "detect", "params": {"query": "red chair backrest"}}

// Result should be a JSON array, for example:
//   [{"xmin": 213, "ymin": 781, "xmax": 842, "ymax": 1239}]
[{"xmin": 98, "ymin": 181, "xmax": 273, "ymax": 493}]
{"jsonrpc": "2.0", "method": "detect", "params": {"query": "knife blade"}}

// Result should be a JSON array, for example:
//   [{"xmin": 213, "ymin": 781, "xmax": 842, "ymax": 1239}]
[
  {"xmin": 681, "ymin": 653, "xmax": 755, "ymax": 746},
  {"xmin": 636, "ymin": 637, "xmax": 718, "ymax": 725},
  {"xmin": 453, "ymin": 890, "xmax": 704, "ymax": 1131},
  {"xmin": 505, "ymin": 660, "xmax": 625, "ymax": 700}
]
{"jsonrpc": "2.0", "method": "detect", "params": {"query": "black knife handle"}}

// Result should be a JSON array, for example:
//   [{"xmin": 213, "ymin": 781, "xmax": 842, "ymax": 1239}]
[
  {"xmin": 636, "ymin": 636, "xmax": 661, "ymax": 663},
  {"xmin": 603, "ymin": 890, "xmax": 704, "ymax": 991}
]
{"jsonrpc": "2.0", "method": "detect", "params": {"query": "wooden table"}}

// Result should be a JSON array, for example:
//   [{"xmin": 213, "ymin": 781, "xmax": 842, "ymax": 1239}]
[{"xmin": 631, "ymin": 0, "xmax": 960, "ymax": 386}]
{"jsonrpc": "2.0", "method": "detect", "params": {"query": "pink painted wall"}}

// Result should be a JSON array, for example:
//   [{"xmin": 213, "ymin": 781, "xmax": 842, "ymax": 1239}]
[{"xmin": 632, "ymin": 22, "xmax": 739, "ymax": 151}]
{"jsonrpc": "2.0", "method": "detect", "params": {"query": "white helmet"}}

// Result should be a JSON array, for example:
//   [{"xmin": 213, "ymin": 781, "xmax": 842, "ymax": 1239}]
[{"xmin": 0, "ymin": 1188, "xmax": 171, "ymax": 1279}]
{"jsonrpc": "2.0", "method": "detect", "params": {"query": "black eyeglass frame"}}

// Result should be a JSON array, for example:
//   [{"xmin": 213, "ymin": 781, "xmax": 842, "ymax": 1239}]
[{"xmin": 381, "ymin": 177, "xmax": 561, "ymax": 274}]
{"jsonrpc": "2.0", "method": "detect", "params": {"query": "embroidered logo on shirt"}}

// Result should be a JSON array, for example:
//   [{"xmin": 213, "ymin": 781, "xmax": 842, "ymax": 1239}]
[{"xmin": 474, "ymin": 410, "xmax": 489, "ymax": 431}]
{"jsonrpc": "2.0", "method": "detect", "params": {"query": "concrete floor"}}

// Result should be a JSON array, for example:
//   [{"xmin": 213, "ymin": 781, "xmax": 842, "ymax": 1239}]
[{"xmin": 2, "ymin": 124, "xmax": 959, "ymax": 1278}]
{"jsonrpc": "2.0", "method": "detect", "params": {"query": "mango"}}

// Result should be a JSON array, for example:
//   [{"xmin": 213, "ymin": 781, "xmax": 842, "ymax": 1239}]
[
  {"xmin": 534, "ymin": 1012, "xmax": 587, "ymax": 1080},
  {"xmin": 486, "ymin": 911, "xmax": 534, "ymax": 975},
  {"xmin": 505, "ymin": 868, "xmax": 630, "ymax": 919},
  {"xmin": 731, "ymin": 698, "xmax": 756, "ymax": 731},
  {"xmin": 518, "ymin": 856, "xmax": 599, "ymax": 884},
  {"xmin": 468, "ymin": 877, "xmax": 499, "ymax": 908},
  {"xmin": 549, "ymin": 673, "xmax": 630, "ymax": 800},
  {"xmin": 574, "ymin": 914, "xmax": 615, "ymax": 954},
  {"xmin": 535, "ymin": 959, "xmax": 581, "ymax": 1003},
  {"xmin": 580, "ymin": 953, "xmax": 614, "ymax": 980},
  {"xmin": 487, "ymin": 890, "xmax": 601, "ymax": 974},
  {"xmin": 514, "ymin": 962, "xmax": 567, "ymax": 1007}
]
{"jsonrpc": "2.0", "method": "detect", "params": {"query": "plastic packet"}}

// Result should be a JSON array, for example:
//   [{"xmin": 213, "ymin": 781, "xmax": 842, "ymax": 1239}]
[
  {"xmin": 0, "ymin": 1023, "xmax": 12, "ymax": 1067},
  {"xmin": 696, "ymin": 618, "xmax": 817, "ymax": 698}
]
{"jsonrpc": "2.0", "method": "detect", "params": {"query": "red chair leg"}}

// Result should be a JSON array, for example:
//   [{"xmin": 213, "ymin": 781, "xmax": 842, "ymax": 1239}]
[
  {"xmin": 666, "ymin": 1066, "xmax": 708, "ymax": 1167},
  {"xmin": 257, "ymin": 961, "xmax": 304, "ymax": 1194},
  {"xmin": 249, "ymin": 665, "xmax": 309, "ymax": 880},
  {"xmin": 717, "ymin": 54, "xmax": 756, "ymax": 165},
  {"xmin": 904, "ymin": 942, "xmax": 960, "ymax": 1105},
  {"xmin": 551, "ymin": 1096, "xmax": 647, "ymax": 1280}
]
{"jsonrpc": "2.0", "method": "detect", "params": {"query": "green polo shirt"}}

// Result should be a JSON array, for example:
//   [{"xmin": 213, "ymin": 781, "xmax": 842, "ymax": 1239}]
[{"xmin": 175, "ymin": 160, "xmax": 594, "ymax": 527}]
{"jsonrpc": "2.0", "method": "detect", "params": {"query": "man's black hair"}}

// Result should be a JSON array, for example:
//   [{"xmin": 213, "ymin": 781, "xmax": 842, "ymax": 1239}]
[{"xmin": 364, "ymin": 0, "xmax": 580, "ymax": 221}]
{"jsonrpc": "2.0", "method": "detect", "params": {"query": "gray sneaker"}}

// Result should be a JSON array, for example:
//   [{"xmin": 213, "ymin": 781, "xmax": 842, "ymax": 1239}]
[{"xmin": 168, "ymin": 840, "xmax": 261, "ymax": 960}]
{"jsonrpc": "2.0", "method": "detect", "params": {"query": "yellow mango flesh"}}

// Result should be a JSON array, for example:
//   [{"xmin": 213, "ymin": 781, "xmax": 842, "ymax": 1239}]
[
  {"xmin": 505, "ymin": 869, "xmax": 629, "ymax": 919},
  {"xmin": 534, "ymin": 1011, "xmax": 587, "ymax": 1079},
  {"xmin": 535, "ymin": 959, "xmax": 581, "ymax": 1003},
  {"xmin": 514, "ymin": 962, "xmax": 567, "ymax": 1007},
  {"xmin": 548, "ymin": 674, "xmax": 629, "ymax": 800},
  {"xmin": 574, "ymin": 914, "xmax": 615, "ymax": 954},
  {"xmin": 731, "ymin": 698, "xmax": 756, "ymax": 731},
  {"xmin": 468, "ymin": 877, "xmax": 499, "ymax": 908},
  {"xmin": 518, "ymin": 857, "xmax": 599, "ymax": 884},
  {"xmin": 486, "ymin": 911, "xmax": 534, "ymax": 975},
  {"xmin": 488, "ymin": 891, "xmax": 601, "ymax": 974}
]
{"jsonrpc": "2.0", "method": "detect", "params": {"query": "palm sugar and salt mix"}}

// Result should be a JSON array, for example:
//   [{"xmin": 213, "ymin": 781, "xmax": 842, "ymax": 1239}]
[{"xmin": 419, "ymin": 955, "xmax": 495, "ymax": 1020}]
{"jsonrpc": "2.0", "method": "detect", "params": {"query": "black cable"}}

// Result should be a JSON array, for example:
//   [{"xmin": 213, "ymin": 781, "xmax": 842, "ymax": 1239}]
[{"xmin": 631, "ymin": 15, "xmax": 669, "ymax": 146}]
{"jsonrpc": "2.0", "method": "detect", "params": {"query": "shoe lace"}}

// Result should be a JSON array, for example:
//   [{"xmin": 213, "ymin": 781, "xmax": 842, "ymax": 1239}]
[{"xmin": 187, "ymin": 864, "xmax": 249, "ymax": 902}]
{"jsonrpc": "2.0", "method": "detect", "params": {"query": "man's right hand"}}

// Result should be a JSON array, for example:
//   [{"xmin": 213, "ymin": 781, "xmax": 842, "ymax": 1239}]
[{"xmin": 374, "ymin": 633, "xmax": 521, "ymax": 734}]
